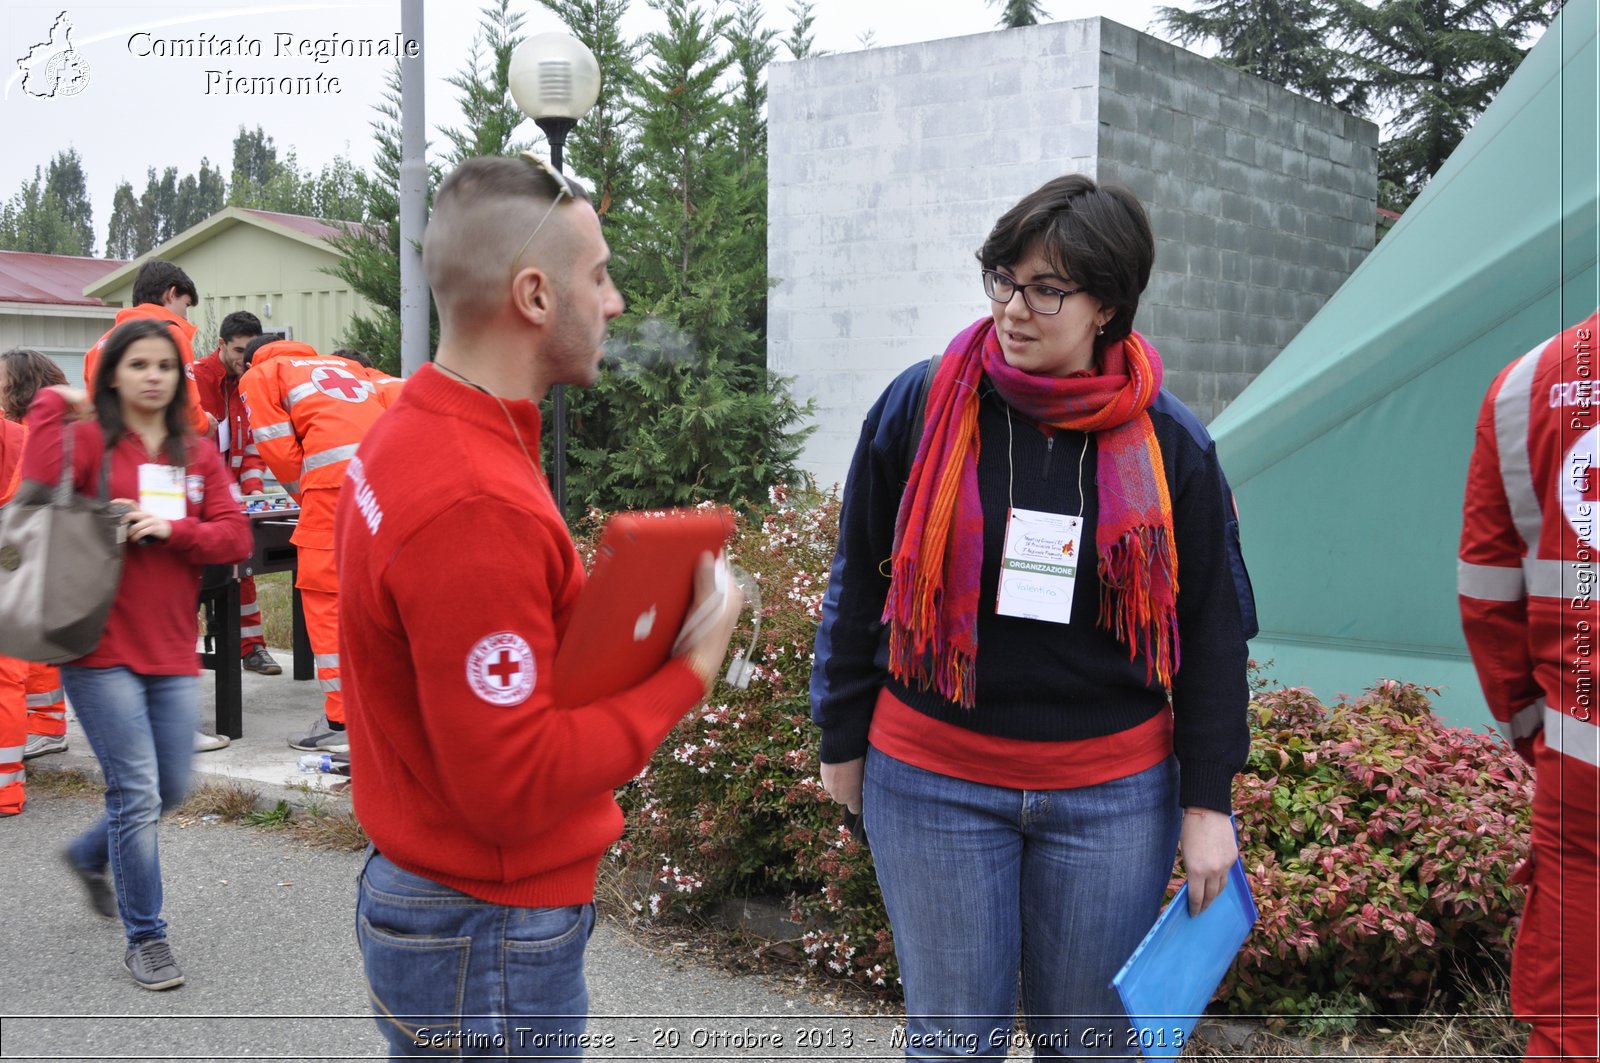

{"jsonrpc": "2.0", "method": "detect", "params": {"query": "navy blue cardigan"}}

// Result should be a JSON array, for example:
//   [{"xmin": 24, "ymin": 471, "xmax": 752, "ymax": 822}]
[{"xmin": 809, "ymin": 360, "xmax": 1258, "ymax": 812}]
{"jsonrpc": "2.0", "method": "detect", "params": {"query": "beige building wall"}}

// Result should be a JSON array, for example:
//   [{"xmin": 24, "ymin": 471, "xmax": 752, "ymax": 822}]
[
  {"xmin": 0, "ymin": 303, "xmax": 117, "ymax": 384},
  {"xmin": 94, "ymin": 227, "xmax": 364, "ymax": 358}
]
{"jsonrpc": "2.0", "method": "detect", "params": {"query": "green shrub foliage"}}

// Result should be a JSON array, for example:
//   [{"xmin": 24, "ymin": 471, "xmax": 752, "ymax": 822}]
[
  {"xmin": 1231, "ymin": 680, "xmax": 1531, "ymax": 1013},
  {"xmin": 608, "ymin": 497, "xmax": 1534, "ymax": 1011}
]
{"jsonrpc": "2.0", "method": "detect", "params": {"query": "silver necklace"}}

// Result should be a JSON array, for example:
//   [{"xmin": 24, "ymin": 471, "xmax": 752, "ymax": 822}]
[{"xmin": 433, "ymin": 361, "xmax": 549, "ymax": 496}]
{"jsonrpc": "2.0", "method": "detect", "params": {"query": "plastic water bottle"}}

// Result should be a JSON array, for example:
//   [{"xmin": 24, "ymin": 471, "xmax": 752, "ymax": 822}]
[{"xmin": 297, "ymin": 753, "xmax": 334, "ymax": 774}]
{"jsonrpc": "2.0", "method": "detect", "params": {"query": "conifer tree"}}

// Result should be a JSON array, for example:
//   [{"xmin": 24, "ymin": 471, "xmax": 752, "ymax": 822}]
[
  {"xmin": 536, "ymin": 0, "xmax": 639, "ymax": 227},
  {"xmin": 560, "ymin": 0, "xmax": 812, "ymax": 515},
  {"xmin": 329, "ymin": 1, "xmax": 525, "ymax": 373},
  {"xmin": 1157, "ymin": 0, "xmax": 1366, "ymax": 112},
  {"xmin": 1332, "ymin": 0, "xmax": 1560, "ymax": 208},
  {"xmin": 327, "ymin": 65, "xmax": 413, "ymax": 373},
  {"xmin": 783, "ymin": 0, "xmax": 821, "ymax": 60},
  {"xmin": 0, "ymin": 166, "xmax": 87, "ymax": 256},
  {"xmin": 44, "ymin": 148, "xmax": 95, "ymax": 256},
  {"xmin": 105, "ymin": 181, "xmax": 142, "ymax": 259},
  {"xmin": 991, "ymin": 0, "xmax": 1047, "ymax": 28}
]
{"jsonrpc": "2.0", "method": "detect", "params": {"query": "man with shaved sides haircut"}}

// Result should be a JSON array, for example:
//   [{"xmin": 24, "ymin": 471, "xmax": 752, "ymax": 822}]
[{"xmin": 335, "ymin": 155, "xmax": 743, "ymax": 1058}]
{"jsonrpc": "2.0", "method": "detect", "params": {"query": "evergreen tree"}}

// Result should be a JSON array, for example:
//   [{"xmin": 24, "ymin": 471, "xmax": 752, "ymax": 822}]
[
  {"xmin": 328, "ymin": 2, "xmax": 526, "ymax": 373},
  {"xmin": 536, "ymin": 0, "xmax": 639, "ymax": 223},
  {"xmin": 105, "ymin": 181, "xmax": 142, "ymax": 259},
  {"xmin": 990, "ymin": 0, "xmax": 1047, "ymax": 28},
  {"xmin": 171, "ymin": 158, "xmax": 226, "ymax": 233},
  {"xmin": 1332, "ymin": 0, "xmax": 1560, "ymax": 208},
  {"xmin": 1156, "ymin": 0, "xmax": 1367, "ymax": 112},
  {"xmin": 441, "ymin": 0, "xmax": 529, "ymax": 163},
  {"xmin": 229, "ymin": 126, "xmax": 282, "ymax": 206},
  {"xmin": 0, "ymin": 167, "xmax": 87, "ymax": 256},
  {"xmin": 136, "ymin": 167, "xmax": 179, "ymax": 244},
  {"xmin": 564, "ymin": 0, "xmax": 812, "ymax": 516},
  {"xmin": 44, "ymin": 148, "xmax": 95, "ymax": 256},
  {"xmin": 783, "ymin": 0, "xmax": 820, "ymax": 60},
  {"xmin": 327, "ymin": 65, "xmax": 415, "ymax": 373}
]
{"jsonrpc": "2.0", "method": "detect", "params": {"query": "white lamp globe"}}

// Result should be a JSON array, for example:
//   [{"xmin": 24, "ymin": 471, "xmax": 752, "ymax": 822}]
[{"xmin": 509, "ymin": 33, "xmax": 601, "ymax": 120}]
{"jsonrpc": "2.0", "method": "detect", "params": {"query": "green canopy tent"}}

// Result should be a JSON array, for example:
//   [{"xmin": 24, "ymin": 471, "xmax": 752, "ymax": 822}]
[{"xmin": 1209, "ymin": 1, "xmax": 1598, "ymax": 727}]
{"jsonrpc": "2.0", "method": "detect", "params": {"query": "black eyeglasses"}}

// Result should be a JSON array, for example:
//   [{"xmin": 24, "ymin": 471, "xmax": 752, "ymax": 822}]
[{"xmin": 981, "ymin": 269, "xmax": 1088, "ymax": 315}]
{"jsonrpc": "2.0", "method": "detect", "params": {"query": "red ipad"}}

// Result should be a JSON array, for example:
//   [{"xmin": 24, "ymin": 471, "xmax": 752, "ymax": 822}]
[{"xmin": 552, "ymin": 507, "xmax": 735, "ymax": 705}]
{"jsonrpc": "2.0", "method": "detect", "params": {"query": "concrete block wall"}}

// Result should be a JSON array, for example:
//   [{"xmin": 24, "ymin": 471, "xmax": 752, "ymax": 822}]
[
  {"xmin": 1094, "ymin": 21, "xmax": 1377, "ymax": 419},
  {"xmin": 769, "ymin": 18, "xmax": 1378, "ymax": 488}
]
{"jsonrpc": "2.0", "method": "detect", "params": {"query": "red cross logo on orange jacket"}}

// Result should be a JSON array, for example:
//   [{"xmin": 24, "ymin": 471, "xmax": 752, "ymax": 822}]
[{"xmin": 311, "ymin": 365, "xmax": 372, "ymax": 403}]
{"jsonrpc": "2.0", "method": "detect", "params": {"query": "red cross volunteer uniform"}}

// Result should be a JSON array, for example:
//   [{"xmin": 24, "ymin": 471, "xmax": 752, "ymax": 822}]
[
  {"xmin": 1459, "ymin": 310, "xmax": 1600, "ymax": 1063},
  {"xmin": 240, "ymin": 341, "xmax": 400, "ymax": 728}
]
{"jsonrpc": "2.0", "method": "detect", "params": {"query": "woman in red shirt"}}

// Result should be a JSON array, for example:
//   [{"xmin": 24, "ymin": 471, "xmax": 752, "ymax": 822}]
[{"xmin": 23, "ymin": 318, "xmax": 250, "ymax": 991}]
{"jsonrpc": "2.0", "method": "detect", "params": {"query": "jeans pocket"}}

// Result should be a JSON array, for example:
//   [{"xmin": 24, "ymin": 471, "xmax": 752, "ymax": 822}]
[
  {"xmin": 502, "ymin": 905, "xmax": 592, "ymax": 1027},
  {"xmin": 357, "ymin": 913, "xmax": 471, "ymax": 1048}
]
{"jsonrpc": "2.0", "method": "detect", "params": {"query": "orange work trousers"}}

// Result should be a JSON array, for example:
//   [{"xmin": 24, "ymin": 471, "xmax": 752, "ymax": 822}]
[
  {"xmin": 1514, "ymin": 737, "xmax": 1600, "ymax": 1063},
  {"xmin": 0, "ymin": 654, "xmax": 27, "ymax": 814},
  {"xmin": 239, "ymin": 574, "xmax": 266, "ymax": 657},
  {"xmin": 25, "ymin": 663, "xmax": 66, "ymax": 737},
  {"xmin": 297, "ymin": 544, "xmax": 342, "ymax": 725}
]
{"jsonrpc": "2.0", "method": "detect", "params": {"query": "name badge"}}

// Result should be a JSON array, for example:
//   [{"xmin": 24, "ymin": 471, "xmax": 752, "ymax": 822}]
[
  {"xmin": 138, "ymin": 464, "xmax": 187, "ymax": 521},
  {"xmin": 996, "ymin": 507, "xmax": 1082, "ymax": 624}
]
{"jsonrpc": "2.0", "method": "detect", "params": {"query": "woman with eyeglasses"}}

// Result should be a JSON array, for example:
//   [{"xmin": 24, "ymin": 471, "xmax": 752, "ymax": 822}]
[
  {"xmin": 810, "ymin": 174, "xmax": 1255, "ymax": 1059},
  {"xmin": 20, "ymin": 318, "xmax": 251, "ymax": 990}
]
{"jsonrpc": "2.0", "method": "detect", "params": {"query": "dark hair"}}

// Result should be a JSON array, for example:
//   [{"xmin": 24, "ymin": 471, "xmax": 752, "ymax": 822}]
[
  {"xmin": 977, "ymin": 174, "xmax": 1154, "ymax": 353},
  {"xmin": 131, "ymin": 260, "xmax": 199, "ymax": 307},
  {"xmin": 0, "ymin": 347, "xmax": 68, "ymax": 422},
  {"xmin": 219, "ymin": 310, "xmax": 263, "ymax": 342},
  {"xmin": 92, "ymin": 319, "xmax": 190, "ymax": 465},
  {"xmin": 332, "ymin": 347, "xmax": 372, "ymax": 368},
  {"xmin": 241, "ymin": 334, "xmax": 279, "ymax": 371}
]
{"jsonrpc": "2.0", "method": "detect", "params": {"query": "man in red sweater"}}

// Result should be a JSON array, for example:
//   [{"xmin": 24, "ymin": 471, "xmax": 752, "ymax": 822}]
[
  {"xmin": 193, "ymin": 310, "xmax": 280, "ymax": 677},
  {"xmin": 336, "ymin": 155, "xmax": 742, "ymax": 1057}
]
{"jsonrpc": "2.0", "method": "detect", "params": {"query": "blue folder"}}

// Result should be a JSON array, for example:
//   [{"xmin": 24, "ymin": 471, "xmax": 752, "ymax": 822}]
[{"xmin": 1111, "ymin": 858, "xmax": 1257, "ymax": 1062}]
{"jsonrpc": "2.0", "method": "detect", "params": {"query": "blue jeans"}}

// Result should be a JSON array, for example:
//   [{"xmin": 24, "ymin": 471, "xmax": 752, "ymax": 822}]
[
  {"xmin": 60, "ymin": 666, "xmax": 198, "ymax": 945},
  {"xmin": 864, "ymin": 747, "xmax": 1181, "ymax": 1061},
  {"xmin": 356, "ymin": 850, "xmax": 596, "ymax": 1060}
]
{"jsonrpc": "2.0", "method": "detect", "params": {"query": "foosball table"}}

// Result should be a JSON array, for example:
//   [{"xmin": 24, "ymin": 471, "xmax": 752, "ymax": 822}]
[{"xmin": 199, "ymin": 499, "xmax": 314, "ymax": 738}]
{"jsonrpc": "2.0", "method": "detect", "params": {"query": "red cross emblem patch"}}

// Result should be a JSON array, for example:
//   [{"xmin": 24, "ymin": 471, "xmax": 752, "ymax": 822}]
[
  {"xmin": 466, "ymin": 631, "xmax": 536, "ymax": 706},
  {"xmin": 311, "ymin": 365, "xmax": 371, "ymax": 404}
]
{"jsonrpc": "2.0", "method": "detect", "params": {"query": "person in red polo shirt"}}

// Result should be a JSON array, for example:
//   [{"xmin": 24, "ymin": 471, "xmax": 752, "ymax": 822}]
[{"xmin": 193, "ymin": 311, "xmax": 281, "ymax": 678}]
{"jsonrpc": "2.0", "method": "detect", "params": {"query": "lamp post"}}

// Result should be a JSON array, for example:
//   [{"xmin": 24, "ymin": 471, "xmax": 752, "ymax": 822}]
[{"xmin": 508, "ymin": 32, "xmax": 602, "ymax": 516}]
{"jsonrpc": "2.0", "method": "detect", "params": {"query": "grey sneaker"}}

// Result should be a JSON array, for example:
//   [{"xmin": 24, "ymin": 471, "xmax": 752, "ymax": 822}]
[
  {"xmin": 194, "ymin": 731, "xmax": 230, "ymax": 753},
  {"xmin": 125, "ymin": 938, "xmax": 185, "ymax": 990},
  {"xmin": 288, "ymin": 716, "xmax": 349, "ymax": 753},
  {"xmin": 23, "ymin": 733, "xmax": 68, "ymax": 759},
  {"xmin": 63, "ymin": 851, "xmax": 116, "ymax": 918},
  {"xmin": 241, "ymin": 646, "xmax": 283, "ymax": 675}
]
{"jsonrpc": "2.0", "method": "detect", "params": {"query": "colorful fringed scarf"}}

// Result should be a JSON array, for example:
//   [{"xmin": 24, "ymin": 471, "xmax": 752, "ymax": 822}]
[{"xmin": 884, "ymin": 317, "xmax": 1179, "ymax": 707}]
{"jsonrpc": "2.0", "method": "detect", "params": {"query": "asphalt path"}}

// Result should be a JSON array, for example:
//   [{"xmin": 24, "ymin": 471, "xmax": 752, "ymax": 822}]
[{"xmin": 0, "ymin": 787, "xmax": 901, "ymax": 1063}]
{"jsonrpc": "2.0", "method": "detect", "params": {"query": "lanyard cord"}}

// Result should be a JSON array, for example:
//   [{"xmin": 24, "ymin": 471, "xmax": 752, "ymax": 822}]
[{"xmin": 1005, "ymin": 403, "xmax": 1088, "ymax": 515}]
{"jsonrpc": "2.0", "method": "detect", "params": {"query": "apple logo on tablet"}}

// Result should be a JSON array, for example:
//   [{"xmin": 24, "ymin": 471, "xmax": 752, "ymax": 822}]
[{"xmin": 633, "ymin": 605, "xmax": 657, "ymax": 642}]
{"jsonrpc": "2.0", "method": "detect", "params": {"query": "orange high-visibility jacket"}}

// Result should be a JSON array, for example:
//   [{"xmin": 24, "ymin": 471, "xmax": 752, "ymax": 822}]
[
  {"xmin": 1, "ymin": 419, "xmax": 24, "ymax": 503},
  {"xmin": 238, "ymin": 341, "xmax": 401, "ymax": 508},
  {"xmin": 84, "ymin": 304, "xmax": 209, "ymax": 436}
]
